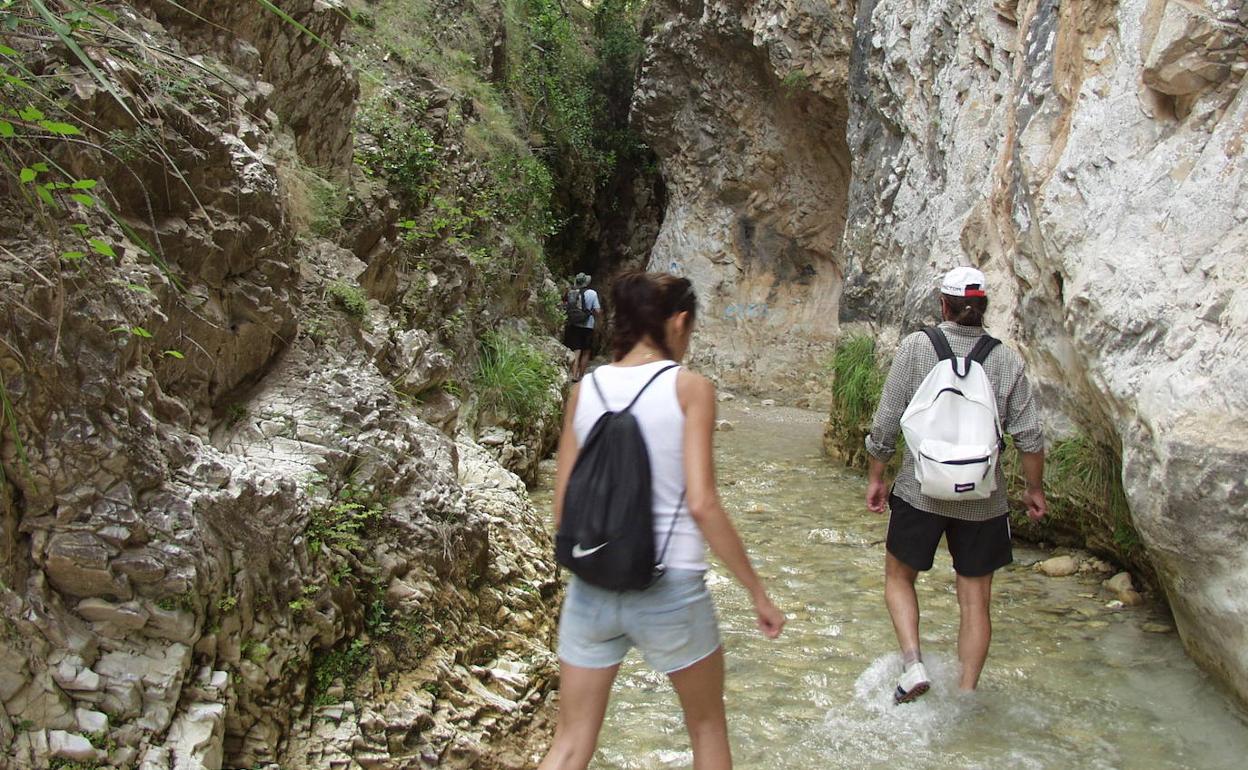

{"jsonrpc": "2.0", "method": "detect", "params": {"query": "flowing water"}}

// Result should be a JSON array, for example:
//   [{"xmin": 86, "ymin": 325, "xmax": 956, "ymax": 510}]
[{"xmin": 532, "ymin": 404, "xmax": 1248, "ymax": 769}]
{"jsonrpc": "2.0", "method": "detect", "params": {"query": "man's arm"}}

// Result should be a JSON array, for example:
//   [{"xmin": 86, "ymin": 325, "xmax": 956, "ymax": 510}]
[
  {"xmin": 867, "ymin": 457, "xmax": 890, "ymax": 513},
  {"xmin": 864, "ymin": 336, "xmax": 915, "ymax": 513},
  {"xmin": 1004, "ymin": 361, "xmax": 1046, "ymax": 521},
  {"xmin": 1020, "ymin": 451, "xmax": 1047, "ymax": 521}
]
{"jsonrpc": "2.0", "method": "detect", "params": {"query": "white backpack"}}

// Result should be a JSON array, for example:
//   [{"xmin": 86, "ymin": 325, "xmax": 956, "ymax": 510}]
[{"xmin": 900, "ymin": 329, "xmax": 1005, "ymax": 501}]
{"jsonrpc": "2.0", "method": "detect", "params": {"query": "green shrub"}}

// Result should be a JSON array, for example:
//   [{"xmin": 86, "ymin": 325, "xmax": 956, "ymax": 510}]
[
  {"xmin": 311, "ymin": 638, "xmax": 370, "ymax": 706},
  {"xmin": 355, "ymin": 104, "xmax": 442, "ymax": 207},
  {"xmin": 306, "ymin": 493, "xmax": 383, "ymax": 557},
  {"xmin": 1038, "ymin": 435, "xmax": 1140, "ymax": 550},
  {"xmin": 781, "ymin": 70, "xmax": 810, "ymax": 95},
  {"xmin": 241, "ymin": 639, "xmax": 272, "ymax": 665},
  {"xmin": 326, "ymin": 280, "xmax": 368, "ymax": 319},
  {"xmin": 277, "ymin": 155, "xmax": 347, "ymax": 237},
  {"xmin": 822, "ymin": 335, "xmax": 894, "ymax": 469},
  {"xmin": 473, "ymin": 330, "xmax": 559, "ymax": 422}
]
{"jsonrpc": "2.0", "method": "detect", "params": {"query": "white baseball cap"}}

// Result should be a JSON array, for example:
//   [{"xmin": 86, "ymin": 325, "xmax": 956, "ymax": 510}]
[{"xmin": 940, "ymin": 266, "xmax": 987, "ymax": 298}]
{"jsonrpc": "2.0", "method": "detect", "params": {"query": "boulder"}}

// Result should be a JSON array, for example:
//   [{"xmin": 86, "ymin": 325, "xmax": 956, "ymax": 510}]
[
  {"xmin": 1037, "ymin": 556, "xmax": 1080, "ymax": 578},
  {"xmin": 1103, "ymin": 572, "xmax": 1135, "ymax": 595}
]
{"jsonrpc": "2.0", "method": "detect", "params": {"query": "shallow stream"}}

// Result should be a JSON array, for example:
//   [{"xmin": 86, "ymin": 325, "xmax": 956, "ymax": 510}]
[{"xmin": 533, "ymin": 404, "xmax": 1248, "ymax": 769}]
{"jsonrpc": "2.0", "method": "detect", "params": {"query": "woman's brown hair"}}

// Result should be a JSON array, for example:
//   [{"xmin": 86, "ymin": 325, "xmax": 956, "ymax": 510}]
[{"xmin": 610, "ymin": 271, "xmax": 698, "ymax": 361}]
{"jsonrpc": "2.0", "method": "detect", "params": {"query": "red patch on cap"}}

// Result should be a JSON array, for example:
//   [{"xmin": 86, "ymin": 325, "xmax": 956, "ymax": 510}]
[{"xmin": 964, "ymin": 289, "xmax": 986, "ymax": 297}]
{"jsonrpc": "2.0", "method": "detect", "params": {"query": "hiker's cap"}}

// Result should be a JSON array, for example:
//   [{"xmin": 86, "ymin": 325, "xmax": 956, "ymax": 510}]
[
  {"xmin": 574, "ymin": 272, "xmax": 591, "ymax": 288},
  {"xmin": 940, "ymin": 266, "xmax": 987, "ymax": 298}
]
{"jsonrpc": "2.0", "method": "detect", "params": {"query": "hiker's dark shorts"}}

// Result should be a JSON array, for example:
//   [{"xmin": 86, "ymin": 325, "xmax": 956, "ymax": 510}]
[
  {"xmin": 564, "ymin": 325, "xmax": 593, "ymax": 351},
  {"xmin": 886, "ymin": 493, "xmax": 1012, "ymax": 577}
]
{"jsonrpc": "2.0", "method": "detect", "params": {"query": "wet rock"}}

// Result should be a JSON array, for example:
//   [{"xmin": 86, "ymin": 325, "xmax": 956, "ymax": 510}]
[
  {"xmin": 761, "ymin": 399, "xmax": 776, "ymax": 407},
  {"xmin": 1080, "ymin": 558, "xmax": 1115, "ymax": 575},
  {"xmin": 1037, "ymin": 556, "xmax": 1079, "ymax": 578},
  {"xmin": 1104, "ymin": 572, "xmax": 1135, "ymax": 595},
  {"xmin": 1118, "ymin": 589, "xmax": 1146, "ymax": 608},
  {"xmin": 715, "ymin": 419, "xmax": 736, "ymax": 432},
  {"xmin": 1142, "ymin": 622, "xmax": 1175, "ymax": 634}
]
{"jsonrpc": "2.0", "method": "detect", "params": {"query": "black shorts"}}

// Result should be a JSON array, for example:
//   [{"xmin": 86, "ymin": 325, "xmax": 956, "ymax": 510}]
[
  {"xmin": 886, "ymin": 493, "xmax": 1012, "ymax": 577},
  {"xmin": 564, "ymin": 325, "xmax": 593, "ymax": 351}
]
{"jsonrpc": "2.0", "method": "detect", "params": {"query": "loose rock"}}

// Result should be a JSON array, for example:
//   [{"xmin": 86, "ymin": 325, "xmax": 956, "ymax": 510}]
[
  {"xmin": 1037, "ymin": 555, "xmax": 1079, "ymax": 577},
  {"xmin": 1103, "ymin": 572, "xmax": 1134, "ymax": 595}
]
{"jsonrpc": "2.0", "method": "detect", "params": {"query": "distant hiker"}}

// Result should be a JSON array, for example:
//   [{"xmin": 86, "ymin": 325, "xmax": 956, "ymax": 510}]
[
  {"xmin": 563, "ymin": 273, "xmax": 601, "ymax": 382},
  {"xmin": 540, "ymin": 271, "xmax": 785, "ymax": 770},
  {"xmin": 864, "ymin": 266, "xmax": 1047, "ymax": 703}
]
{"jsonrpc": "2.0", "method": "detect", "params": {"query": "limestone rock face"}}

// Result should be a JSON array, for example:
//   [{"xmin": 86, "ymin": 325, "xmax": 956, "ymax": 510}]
[
  {"xmin": 635, "ymin": 0, "xmax": 856, "ymax": 396},
  {"xmin": 0, "ymin": 1, "xmax": 559, "ymax": 767},
  {"xmin": 845, "ymin": 0, "xmax": 1248, "ymax": 702}
]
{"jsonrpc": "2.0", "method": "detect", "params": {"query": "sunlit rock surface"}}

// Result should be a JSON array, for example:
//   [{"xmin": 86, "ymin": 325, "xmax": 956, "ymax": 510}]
[{"xmin": 844, "ymin": 0, "xmax": 1248, "ymax": 702}]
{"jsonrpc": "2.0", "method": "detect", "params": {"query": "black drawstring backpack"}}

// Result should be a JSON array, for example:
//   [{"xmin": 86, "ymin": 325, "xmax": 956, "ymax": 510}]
[{"xmin": 556, "ymin": 365, "xmax": 682, "ymax": 591}]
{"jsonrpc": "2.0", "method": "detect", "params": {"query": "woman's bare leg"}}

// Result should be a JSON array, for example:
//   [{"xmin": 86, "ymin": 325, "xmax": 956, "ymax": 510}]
[
  {"xmin": 668, "ymin": 648, "xmax": 731, "ymax": 770},
  {"xmin": 538, "ymin": 662, "xmax": 620, "ymax": 770}
]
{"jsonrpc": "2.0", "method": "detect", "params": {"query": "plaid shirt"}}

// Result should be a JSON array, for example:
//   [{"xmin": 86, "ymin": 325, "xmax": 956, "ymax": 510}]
[{"xmin": 866, "ymin": 322, "xmax": 1044, "ymax": 522}]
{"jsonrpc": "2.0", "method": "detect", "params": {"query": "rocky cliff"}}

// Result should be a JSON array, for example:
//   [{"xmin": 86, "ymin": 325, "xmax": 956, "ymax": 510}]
[
  {"xmin": 635, "ymin": 0, "xmax": 856, "ymax": 398},
  {"xmin": 844, "ymin": 0, "xmax": 1248, "ymax": 704},
  {"xmin": 0, "ymin": 1, "xmax": 565, "ymax": 767},
  {"xmin": 637, "ymin": 0, "xmax": 1247, "ymax": 704}
]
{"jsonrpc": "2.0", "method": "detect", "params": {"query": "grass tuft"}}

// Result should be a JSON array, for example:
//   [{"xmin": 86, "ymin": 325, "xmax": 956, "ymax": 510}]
[
  {"xmin": 473, "ymin": 330, "xmax": 559, "ymax": 423},
  {"xmin": 1010, "ymin": 433, "xmax": 1146, "ymax": 572},
  {"xmin": 822, "ymin": 335, "xmax": 896, "ymax": 469},
  {"xmin": 326, "ymin": 280, "xmax": 368, "ymax": 319}
]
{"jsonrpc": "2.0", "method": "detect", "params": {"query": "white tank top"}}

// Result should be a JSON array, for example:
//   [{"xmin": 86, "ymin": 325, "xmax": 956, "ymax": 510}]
[{"xmin": 573, "ymin": 361, "xmax": 707, "ymax": 572}]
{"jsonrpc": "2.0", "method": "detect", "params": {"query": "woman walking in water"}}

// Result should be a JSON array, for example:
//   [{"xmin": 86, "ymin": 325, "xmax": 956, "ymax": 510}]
[{"xmin": 539, "ymin": 271, "xmax": 785, "ymax": 770}]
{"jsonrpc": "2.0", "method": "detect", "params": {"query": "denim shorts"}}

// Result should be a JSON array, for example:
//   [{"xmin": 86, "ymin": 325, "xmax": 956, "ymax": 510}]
[{"xmin": 557, "ymin": 569, "xmax": 721, "ymax": 674}]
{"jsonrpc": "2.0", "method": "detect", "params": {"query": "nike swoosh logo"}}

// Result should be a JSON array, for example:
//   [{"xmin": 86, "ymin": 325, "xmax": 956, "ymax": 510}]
[{"xmin": 571, "ymin": 542, "xmax": 608, "ymax": 558}]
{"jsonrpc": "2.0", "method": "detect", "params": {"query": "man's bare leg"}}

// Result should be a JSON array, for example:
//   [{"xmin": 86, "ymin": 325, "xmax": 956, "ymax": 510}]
[
  {"xmin": 884, "ymin": 552, "xmax": 922, "ymax": 662},
  {"xmin": 955, "ymin": 572, "xmax": 993, "ymax": 691}
]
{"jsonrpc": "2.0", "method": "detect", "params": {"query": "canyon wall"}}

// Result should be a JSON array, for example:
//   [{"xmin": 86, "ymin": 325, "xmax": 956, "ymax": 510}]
[
  {"xmin": 0, "ymin": 1, "xmax": 562, "ymax": 767},
  {"xmin": 635, "ymin": 0, "xmax": 857, "ymax": 397},
  {"xmin": 638, "ymin": 0, "xmax": 1247, "ymax": 702},
  {"xmin": 844, "ymin": 0, "xmax": 1248, "ymax": 703}
]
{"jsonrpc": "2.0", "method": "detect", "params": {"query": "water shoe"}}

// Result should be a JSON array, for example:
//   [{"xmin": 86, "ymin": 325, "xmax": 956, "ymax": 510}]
[{"xmin": 894, "ymin": 661, "xmax": 930, "ymax": 704}]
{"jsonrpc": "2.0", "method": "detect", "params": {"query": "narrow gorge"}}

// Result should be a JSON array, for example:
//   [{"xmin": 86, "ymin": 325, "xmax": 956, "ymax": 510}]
[{"xmin": 1, "ymin": 1, "xmax": 1246, "ymax": 768}]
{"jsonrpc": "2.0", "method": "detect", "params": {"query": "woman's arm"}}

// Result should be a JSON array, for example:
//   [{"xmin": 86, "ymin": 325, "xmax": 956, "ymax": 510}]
[
  {"xmin": 552, "ymin": 383, "xmax": 581, "ymax": 527},
  {"xmin": 679, "ymin": 370, "xmax": 785, "ymax": 638}
]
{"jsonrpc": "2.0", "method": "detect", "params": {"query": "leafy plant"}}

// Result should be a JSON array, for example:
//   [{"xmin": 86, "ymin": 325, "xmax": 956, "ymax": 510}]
[
  {"xmin": 355, "ymin": 103, "xmax": 442, "ymax": 207},
  {"xmin": 306, "ymin": 484, "xmax": 384, "ymax": 557},
  {"xmin": 473, "ymin": 329, "xmax": 559, "ymax": 422},
  {"xmin": 1045, "ymin": 435, "xmax": 1137, "ymax": 550},
  {"xmin": 781, "ymin": 70, "xmax": 810, "ymax": 96},
  {"xmin": 326, "ymin": 280, "xmax": 369, "ymax": 319},
  {"xmin": 279, "ymin": 158, "xmax": 348, "ymax": 237},
  {"xmin": 311, "ymin": 638, "xmax": 370, "ymax": 705},
  {"xmin": 156, "ymin": 592, "xmax": 195, "ymax": 613},
  {"xmin": 241, "ymin": 639, "xmax": 272, "ymax": 666}
]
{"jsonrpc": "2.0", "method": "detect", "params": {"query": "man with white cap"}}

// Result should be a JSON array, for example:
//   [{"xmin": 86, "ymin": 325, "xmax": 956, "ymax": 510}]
[{"xmin": 864, "ymin": 266, "xmax": 1048, "ymax": 703}]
